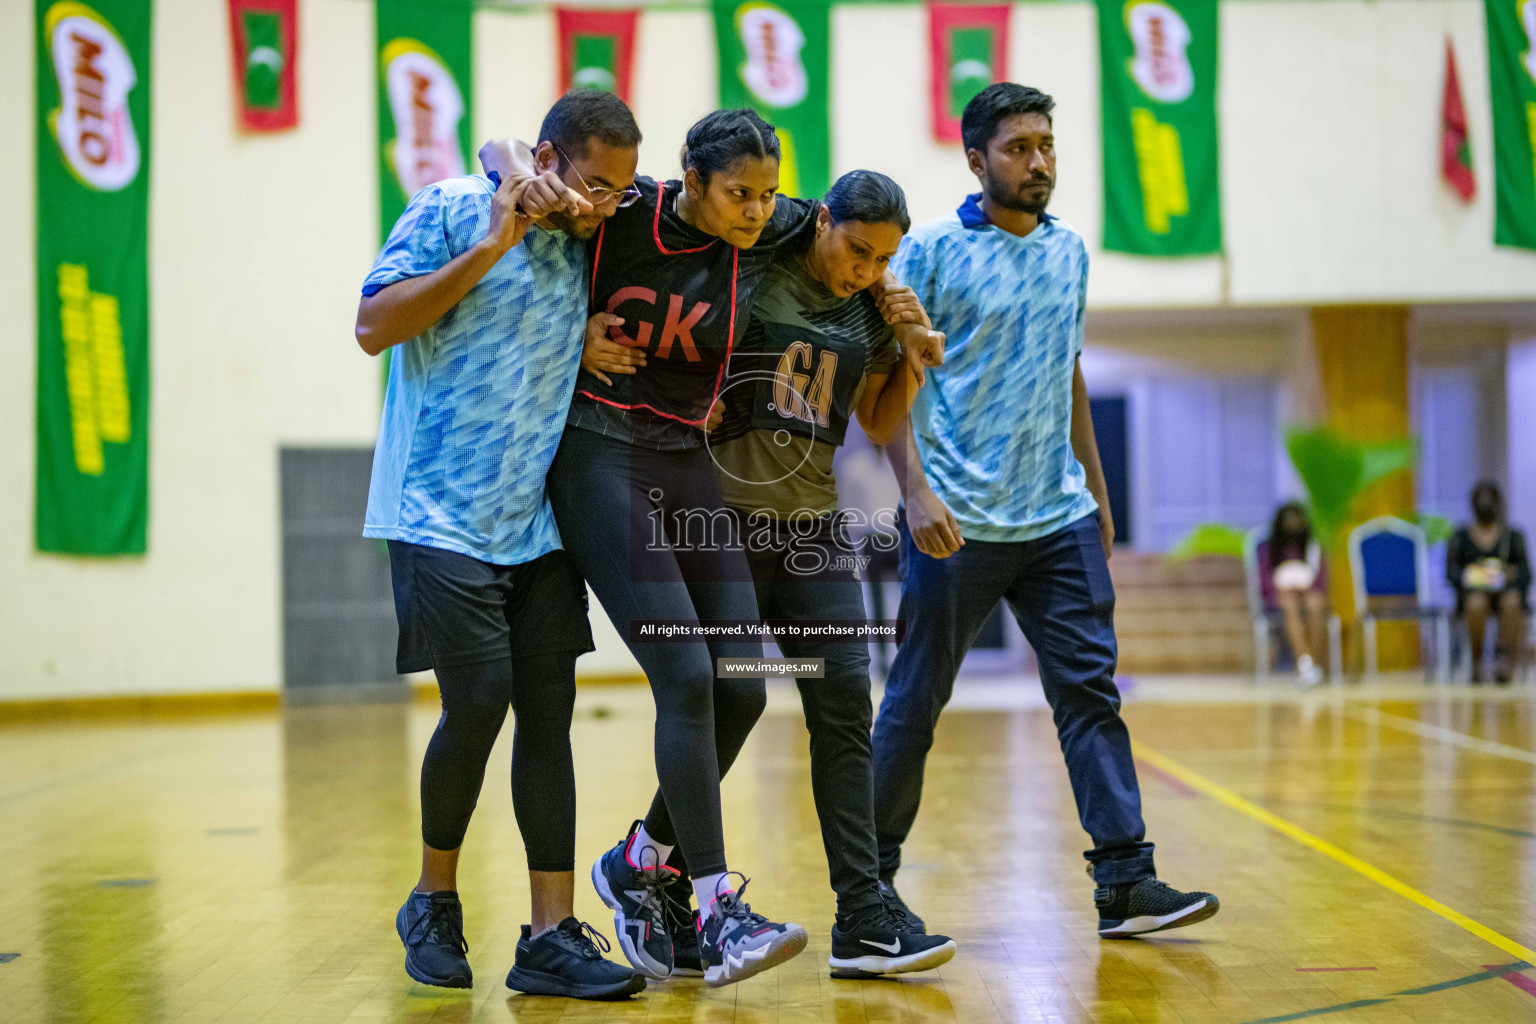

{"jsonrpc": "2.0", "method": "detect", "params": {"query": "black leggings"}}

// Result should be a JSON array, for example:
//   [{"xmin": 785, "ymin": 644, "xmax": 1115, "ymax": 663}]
[
  {"xmin": 547, "ymin": 425, "xmax": 767, "ymax": 877},
  {"xmin": 420, "ymin": 652, "xmax": 578, "ymax": 871},
  {"xmin": 661, "ymin": 512, "xmax": 883, "ymax": 915}
]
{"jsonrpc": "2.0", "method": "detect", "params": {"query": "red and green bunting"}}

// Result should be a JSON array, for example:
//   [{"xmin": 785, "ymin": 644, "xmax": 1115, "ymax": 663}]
[
  {"xmin": 227, "ymin": 0, "xmax": 298, "ymax": 132},
  {"xmin": 35, "ymin": 0, "xmax": 153, "ymax": 555},
  {"xmin": 927, "ymin": 2, "xmax": 1009, "ymax": 144},
  {"xmin": 556, "ymin": 7, "xmax": 638, "ymax": 103},
  {"xmin": 1440, "ymin": 37, "xmax": 1474, "ymax": 201}
]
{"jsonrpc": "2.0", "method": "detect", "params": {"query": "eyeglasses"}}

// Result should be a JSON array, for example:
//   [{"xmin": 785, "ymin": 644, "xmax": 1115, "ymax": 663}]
[{"xmin": 555, "ymin": 145, "xmax": 641, "ymax": 209}]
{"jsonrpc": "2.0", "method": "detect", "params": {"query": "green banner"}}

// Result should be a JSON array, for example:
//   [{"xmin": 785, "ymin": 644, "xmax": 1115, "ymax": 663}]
[
  {"xmin": 376, "ymin": 0, "xmax": 473, "ymax": 245},
  {"xmin": 1098, "ymin": 0, "xmax": 1221, "ymax": 255},
  {"xmin": 35, "ymin": 0, "xmax": 153, "ymax": 555},
  {"xmin": 712, "ymin": 0, "xmax": 831, "ymax": 200},
  {"xmin": 1485, "ymin": 0, "xmax": 1536, "ymax": 249}
]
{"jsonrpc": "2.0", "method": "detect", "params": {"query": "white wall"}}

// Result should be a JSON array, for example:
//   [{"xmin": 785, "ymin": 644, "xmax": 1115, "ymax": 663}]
[{"xmin": 4, "ymin": 0, "xmax": 1535, "ymax": 698}]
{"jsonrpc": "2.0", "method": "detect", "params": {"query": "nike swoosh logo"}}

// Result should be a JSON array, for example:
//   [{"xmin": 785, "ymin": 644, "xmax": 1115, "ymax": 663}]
[{"xmin": 860, "ymin": 938, "xmax": 901, "ymax": 953}]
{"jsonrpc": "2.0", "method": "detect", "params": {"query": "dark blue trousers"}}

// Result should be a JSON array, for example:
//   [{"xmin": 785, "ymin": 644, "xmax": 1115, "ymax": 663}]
[{"xmin": 870, "ymin": 509, "xmax": 1156, "ymax": 886}]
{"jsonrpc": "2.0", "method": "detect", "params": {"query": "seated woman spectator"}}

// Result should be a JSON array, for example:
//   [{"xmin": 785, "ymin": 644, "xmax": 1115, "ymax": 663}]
[
  {"xmin": 1259, "ymin": 502, "xmax": 1329, "ymax": 687},
  {"xmin": 1447, "ymin": 481, "xmax": 1530, "ymax": 683}
]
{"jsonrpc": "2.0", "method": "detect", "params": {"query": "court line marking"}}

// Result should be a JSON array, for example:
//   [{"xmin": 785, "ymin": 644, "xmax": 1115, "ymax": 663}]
[
  {"xmin": 1133, "ymin": 756, "xmax": 1200, "ymax": 798},
  {"xmin": 1133, "ymin": 742, "xmax": 1536, "ymax": 963},
  {"xmin": 1260, "ymin": 798, "xmax": 1536, "ymax": 841},
  {"xmin": 1294, "ymin": 967, "xmax": 1376, "ymax": 972},
  {"xmin": 1349, "ymin": 706, "xmax": 1536, "ymax": 765},
  {"xmin": 1240, "ymin": 961, "xmax": 1533, "ymax": 1023},
  {"xmin": 1485, "ymin": 965, "xmax": 1536, "ymax": 1000}
]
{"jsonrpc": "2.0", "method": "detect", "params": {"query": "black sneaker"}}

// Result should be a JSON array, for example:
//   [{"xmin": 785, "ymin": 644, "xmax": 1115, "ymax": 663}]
[
  {"xmin": 697, "ymin": 876, "xmax": 808, "ymax": 987},
  {"xmin": 395, "ymin": 890, "xmax": 472, "ymax": 988},
  {"xmin": 877, "ymin": 879, "xmax": 926, "ymax": 933},
  {"xmin": 504, "ymin": 918, "xmax": 645, "ymax": 1000},
  {"xmin": 590, "ymin": 821, "xmax": 678, "ymax": 979},
  {"xmin": 1096, "ymin": 877, "xmax": 1220, "ymax": 938},
  {"xmin": 663, "ymin": 884, "xmax": 704, "ymax": 977},
  {"xmin": 829, "ymin": 901, "xmax": 956, "ymax": 978}
]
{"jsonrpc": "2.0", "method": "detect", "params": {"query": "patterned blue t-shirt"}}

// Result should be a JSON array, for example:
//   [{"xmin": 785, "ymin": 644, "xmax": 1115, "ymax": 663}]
[
  {"xmin": 893, "ymin": 194, "xmax": 1098, "ymax": 542},
  {"xmin": 361, "ymin": 176, "xmax": 588, "ymax": 565}
]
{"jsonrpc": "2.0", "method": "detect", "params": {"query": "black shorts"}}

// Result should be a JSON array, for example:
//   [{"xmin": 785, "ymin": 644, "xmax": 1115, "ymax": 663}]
[
  {"xmin": 387, "ymin": 541, "xmax": 596, "ymax": 673},
  {"xmin": 1454, "ymin": 585, "xmax": 1531, "ymax": 615}
]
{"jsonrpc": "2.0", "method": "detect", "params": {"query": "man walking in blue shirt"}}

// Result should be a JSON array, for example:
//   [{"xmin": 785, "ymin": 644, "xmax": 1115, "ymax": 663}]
[
  {"xmin": 355, "ymin": 90, "xmax": 650, "ymax": 998},
  {"xmin": 870, "ymin": 83, "xmax": 1219, "ymax": 939}
]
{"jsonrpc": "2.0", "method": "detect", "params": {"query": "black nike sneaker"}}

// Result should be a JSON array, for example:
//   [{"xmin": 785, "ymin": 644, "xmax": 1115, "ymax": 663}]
[
  {"xmin": 395, "ymin": 889, "xmax": 472, "ymax": 988},
  {"xmin": 663, "ymin": 883, "xmax": 704, "ymax": 977},
  {"xmin": 590, "ymin": 821, "xmax": 678, "ymax": 979},
  {"xmin": 1096, "ymin": 877, "xmax": 1220, "ymax": 938},
  {"xmin": 877, "ymin": 879, "xmax": 926, "ymax": 933},
  {"xmin": 828, "ymin": 901, "xmax": 956, "ymax": 978},
  {"xmin": 504, "ymin": 918, "xmax": 646, "ymax": 999},
  {"xmin": 697, "ymin": 877, "xmax": 808, "ymax": 987}
]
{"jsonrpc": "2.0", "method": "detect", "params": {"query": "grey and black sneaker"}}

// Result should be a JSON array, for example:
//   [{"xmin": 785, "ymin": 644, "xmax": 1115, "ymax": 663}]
[
  {"xmin": 697, "ymin": 876, "xmax": 808, "ymax": 988},
  {"xmin": 504, "ymin": 918, "xmax": 646, "ymax": 1000},
  {"xmin": 663, "ymin": 884, "xmax": 704, "ymax": 977},
  {"xmin": 828, "ymin": 901, "xmax": 956, "ymax": 978},
  {"xmin": 395, "ymin": 890, "xmax": 472, "ymax": 988},
  {"xmin": 590, "ymin": 820, "xmax": 679, "ymax": 979},
  {"xmin": 1096, "ymin": 877, "xmax": 1220, "ymax": 938},
  {"xmin": 877, "ymin": 879, "xmax": 926, "ymax": 934}
]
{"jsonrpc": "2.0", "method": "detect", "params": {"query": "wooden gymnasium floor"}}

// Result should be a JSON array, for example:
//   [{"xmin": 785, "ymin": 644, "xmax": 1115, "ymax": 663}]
[{"xmin": 4, "ymin": 676, "xmax": 1536, "ymax": 1024}]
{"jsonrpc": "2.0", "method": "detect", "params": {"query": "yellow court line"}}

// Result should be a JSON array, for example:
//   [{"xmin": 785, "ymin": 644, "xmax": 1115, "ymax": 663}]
[{"xmin": 1133, "ymin": 741, "xmax": 1536, "ymax": 964}]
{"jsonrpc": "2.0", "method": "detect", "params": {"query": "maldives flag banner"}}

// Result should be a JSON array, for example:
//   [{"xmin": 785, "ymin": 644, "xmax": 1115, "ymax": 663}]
[
  {"xmin": 1484, "ymin": 0, "xmax": 1536, "ymax": 249},
  {"xmin": 1097, "ymin": 0, "xmax": 1222, "ymax": 255},
  {"xmin": 927, "ymin": 3, "xmax": 1010, "ymax": 144},
  {"xmin": 1441, "ymin": 37, "xmax": 1474, "ymax": 201},
  {"xmin": 35, "ymin": 0, "xmax": 153, "ymax": 555},
  {"xmin": 556, "ymin": 7, "xmax": 638, "ymax": 103},
  {"xmin": 228, "ymin": 0, "xmax": 297, "ymax": 132},
  {"xmin": 713, "ymin": 0, "xmax": 831, "ymax": 200},
  {"xmin": 376, "ymin": 0, "xmax": 472, "ymax": 245}
]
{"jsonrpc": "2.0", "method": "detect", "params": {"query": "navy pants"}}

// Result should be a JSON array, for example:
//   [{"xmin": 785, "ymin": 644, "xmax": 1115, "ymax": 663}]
[{"xmin": 870, "ymin": 509, "xmax": 1156, "ymax": 886}]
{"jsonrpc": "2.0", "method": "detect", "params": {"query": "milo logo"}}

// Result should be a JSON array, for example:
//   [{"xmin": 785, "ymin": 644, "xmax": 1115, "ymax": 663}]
[
  {"xmin": 1124, "ymin": 0, "xmax": 1195, "ymax": 104},
  {"xmin": 381, "ymin": 39, "xmax": 466, "ymax": 197},
  {"xmin": 45, "ymin": 1, "xmax": 141, "ymax": 192},
  {"xmin": 735, "ymin": 2, "xmax": 808, "ymax": 109}
]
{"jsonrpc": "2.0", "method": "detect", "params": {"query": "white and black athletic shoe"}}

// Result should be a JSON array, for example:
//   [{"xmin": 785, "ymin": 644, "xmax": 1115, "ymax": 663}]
[
  {"xmin": 877, "ymin": 879, "xmax": 926, "ymax": 933},
  {"xmin": 663, "ymin": 884, "xmax": 704, "ymax": 977},
  {"xmin": 1096, "ymin": 877, "xmax": 1220, "ymax": 938},
  {"xmin": 590, "ymin": 820, "xmax": 679, "ymax": 979},
  {"xmin": 697, "ymin": 877, "xmax": 808, "ymax": 987},
  {"xmin": 828, "ymin": 901, "xmax": 956, "ymax": 978}
]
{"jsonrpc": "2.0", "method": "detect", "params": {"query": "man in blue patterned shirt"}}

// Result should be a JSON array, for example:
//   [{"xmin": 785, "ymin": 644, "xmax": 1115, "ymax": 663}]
[
  {"xmin": 869, "ymin": 84, "xmax": 1220, "ymax": 939},
  {"xmin": 355, "ymin": 90, "xmax": 646, "ymax": 999}
]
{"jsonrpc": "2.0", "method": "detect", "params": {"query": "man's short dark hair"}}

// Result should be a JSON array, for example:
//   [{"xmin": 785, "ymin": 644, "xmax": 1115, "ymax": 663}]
[
  {"xmin": 538, "ymin": 89, "xmax": 642, "ymax": 158},
  {"xmin": 960, "ymin": 83, "xmax": 1055, "ymax": 154}
]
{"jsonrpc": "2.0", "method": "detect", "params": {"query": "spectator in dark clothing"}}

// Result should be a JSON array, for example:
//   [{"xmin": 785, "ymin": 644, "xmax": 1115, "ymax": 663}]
[{"xmin": 1447, "ymin": 481, "xmax": 1530, "ymax": 683}]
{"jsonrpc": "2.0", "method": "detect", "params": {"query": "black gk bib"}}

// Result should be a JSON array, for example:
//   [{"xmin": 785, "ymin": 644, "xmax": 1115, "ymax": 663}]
[{"xmin": 575, "ymin": 179, "xmax": 813, "ymax": 428}]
